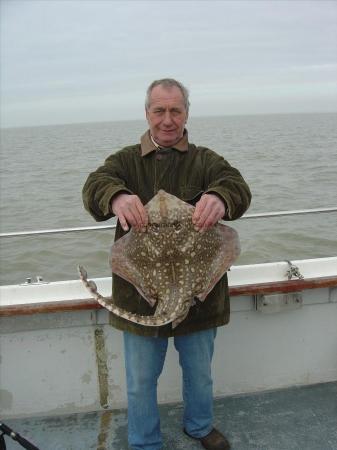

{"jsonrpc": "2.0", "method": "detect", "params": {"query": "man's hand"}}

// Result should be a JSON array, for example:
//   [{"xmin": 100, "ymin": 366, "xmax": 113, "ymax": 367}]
[
  {"xmin": 111, "ymin": 193, "xmax": 148, "ymax": 231},
  {"xmin": 192, "ymin": 193, "xmax": 226, "ymax": 232}
]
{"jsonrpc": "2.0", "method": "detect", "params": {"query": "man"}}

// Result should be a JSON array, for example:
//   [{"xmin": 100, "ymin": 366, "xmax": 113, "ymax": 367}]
[{"xmin": 82, "ymin": 78, "xmax": 251, "ymax": 450}]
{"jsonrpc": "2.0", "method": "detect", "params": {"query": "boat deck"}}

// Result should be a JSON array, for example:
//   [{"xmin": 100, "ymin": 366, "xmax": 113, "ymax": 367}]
[{"xmin": 2, "ymin": 382, "xmax": 336, "ymax": 450}]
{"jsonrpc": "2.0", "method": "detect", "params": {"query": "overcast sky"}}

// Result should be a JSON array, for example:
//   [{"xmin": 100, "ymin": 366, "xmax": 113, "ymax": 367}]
[{"xmin": 1, "ymin": 0, "xmax": 337, "ymax": 127}]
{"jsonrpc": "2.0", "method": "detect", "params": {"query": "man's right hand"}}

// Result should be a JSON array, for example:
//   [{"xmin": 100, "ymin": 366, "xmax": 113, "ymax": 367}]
[{"xmin": 110, "ymin": 193, "xmax": 148, "ymax": 232}]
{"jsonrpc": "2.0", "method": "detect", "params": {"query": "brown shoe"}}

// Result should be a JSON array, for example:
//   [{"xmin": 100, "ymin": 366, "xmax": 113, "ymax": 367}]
[{"xmin": 184, "ymin": 428, "xmax": 231, "ymax": 450}]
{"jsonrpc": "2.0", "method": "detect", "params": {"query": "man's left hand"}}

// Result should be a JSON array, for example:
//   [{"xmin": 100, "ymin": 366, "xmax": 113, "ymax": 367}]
[{"xmin": 192, "ymin": 193, "xmax": 226, "ymax": 232}]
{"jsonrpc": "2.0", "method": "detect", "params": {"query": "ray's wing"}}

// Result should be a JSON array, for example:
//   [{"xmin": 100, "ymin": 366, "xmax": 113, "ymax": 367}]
[
  {"xmin": 109, "ymin": 231, "xmax": 159, "ymax": 307},
  {"xmin": 193, "ymin": 223, "xmax": 240, "ymax": 301}
]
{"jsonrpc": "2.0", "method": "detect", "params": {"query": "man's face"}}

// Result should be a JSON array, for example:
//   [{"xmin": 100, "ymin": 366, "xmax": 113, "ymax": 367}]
[{"xmin": 146, "ymin": 85, "xmax": 188, "ymax": 148}]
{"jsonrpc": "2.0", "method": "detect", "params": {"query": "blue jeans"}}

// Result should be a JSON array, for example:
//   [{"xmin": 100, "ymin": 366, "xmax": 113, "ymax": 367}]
[{"xmin": 123, "ymin": 328, "xmax": 217, "ymax": 450}]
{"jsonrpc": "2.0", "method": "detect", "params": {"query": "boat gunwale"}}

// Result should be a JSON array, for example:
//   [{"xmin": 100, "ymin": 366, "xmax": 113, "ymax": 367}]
[{"xmin": 1, "ymin": 275, "xmax": 336, "ymax": 317}]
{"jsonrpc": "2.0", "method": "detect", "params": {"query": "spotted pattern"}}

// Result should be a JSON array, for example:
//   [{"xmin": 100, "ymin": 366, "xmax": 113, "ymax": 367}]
[{"xmin": 79, "ymin": 190, "xmax": 240, "ymax": 328}]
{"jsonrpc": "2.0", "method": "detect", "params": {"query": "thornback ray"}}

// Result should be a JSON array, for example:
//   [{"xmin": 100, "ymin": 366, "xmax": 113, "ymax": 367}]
[{"xmin": 79, "ymin": 190, "xmax": 240, "ymax": 328}]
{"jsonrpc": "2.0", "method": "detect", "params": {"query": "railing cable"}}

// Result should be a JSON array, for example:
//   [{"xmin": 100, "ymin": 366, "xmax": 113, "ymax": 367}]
[{"xmin": 0, "ymin": 207, "xmax": 336, "ymax": 238}]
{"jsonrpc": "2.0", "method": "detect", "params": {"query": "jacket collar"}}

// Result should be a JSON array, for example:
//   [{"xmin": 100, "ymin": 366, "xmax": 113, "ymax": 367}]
[{"xmin": 140, "ymin": 130, "xmax": 189, "ymax": 156}]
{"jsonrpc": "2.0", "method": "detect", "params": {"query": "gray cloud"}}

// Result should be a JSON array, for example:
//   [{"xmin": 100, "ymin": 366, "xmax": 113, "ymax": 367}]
[{"xmin": 1, "ymin": 0, "xmax": 336, "ymax": 127}]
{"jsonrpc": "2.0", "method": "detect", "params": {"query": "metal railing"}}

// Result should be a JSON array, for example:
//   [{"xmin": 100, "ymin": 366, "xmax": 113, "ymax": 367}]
[{"xmin": 0, "ymin": 207, "xmax": 336, "ymax": 239}]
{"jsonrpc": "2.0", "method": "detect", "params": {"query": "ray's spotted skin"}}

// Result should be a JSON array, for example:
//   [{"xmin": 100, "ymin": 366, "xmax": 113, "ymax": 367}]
[{"xmin": 79, "ymin": 190, "xmax": 240, "ymax": 329}]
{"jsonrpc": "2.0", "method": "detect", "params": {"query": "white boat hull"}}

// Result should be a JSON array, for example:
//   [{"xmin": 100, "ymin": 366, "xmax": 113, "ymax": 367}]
[{"xmin": 1, "ymin": 258, "xmax": 336, "ymax": 419}]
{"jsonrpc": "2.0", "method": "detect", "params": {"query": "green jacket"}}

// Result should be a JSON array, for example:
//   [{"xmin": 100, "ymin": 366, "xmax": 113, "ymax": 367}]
[{"xmin": 82, "ymin": 130, "xmax": 251, "ymax": 337}]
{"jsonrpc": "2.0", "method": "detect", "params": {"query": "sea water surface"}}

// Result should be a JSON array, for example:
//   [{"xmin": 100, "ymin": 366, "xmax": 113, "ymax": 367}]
[{"xmin": 1, "ymin": 113, "xmax": 336, "ymax": 285}]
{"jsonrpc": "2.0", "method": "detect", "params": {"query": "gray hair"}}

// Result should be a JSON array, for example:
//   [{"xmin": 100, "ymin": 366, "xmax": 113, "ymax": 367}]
[{"xmin": 145, "ymin": 78, "xmax": 190, "ymax": 112}]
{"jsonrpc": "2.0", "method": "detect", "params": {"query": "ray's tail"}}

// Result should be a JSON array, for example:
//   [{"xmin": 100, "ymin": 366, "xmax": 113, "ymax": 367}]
[{"xmin": 77, "ymin": 265, "xmax": 174, "ymax": 327}]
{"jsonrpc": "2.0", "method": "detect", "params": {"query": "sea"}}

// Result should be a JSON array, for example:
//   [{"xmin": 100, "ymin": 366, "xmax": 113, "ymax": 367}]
[{"xmin": 1, "ymin": 112, "xmax": 336, "ymax": 286}]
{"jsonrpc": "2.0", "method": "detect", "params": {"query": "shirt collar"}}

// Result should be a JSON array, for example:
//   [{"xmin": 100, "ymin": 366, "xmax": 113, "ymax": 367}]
[{"xmin": 140, "ymin": 129, "xmax": 189, "ymax": 156}]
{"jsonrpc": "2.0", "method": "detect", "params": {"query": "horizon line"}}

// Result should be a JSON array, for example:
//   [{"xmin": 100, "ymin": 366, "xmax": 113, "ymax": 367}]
[{"xmin": 1, "ymin": 110, "xmax": 337, "ymax": 130}]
